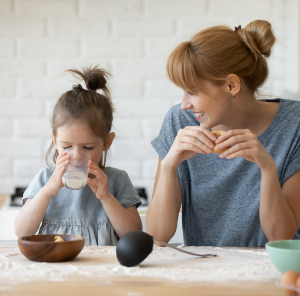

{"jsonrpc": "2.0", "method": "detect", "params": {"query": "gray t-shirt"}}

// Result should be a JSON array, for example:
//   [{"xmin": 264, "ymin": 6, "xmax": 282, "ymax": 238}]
[
  {"xmin": 151, "ymin": 99, "xmax": 300, "ymax": 247},
  {"xmin": 22, "ymin": 166, "xmax": 141, "ymax": 246}
]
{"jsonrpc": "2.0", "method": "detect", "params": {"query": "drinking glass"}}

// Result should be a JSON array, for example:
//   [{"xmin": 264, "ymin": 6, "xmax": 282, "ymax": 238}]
[{"xmin": 62, "ymin": 147, "xmax": 91, "ymax": 190}]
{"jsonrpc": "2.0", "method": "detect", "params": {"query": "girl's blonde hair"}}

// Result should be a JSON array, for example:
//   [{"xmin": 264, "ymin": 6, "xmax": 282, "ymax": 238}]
[
  {"xmin": 46, "ymin": 65, "xmax": 114, "ymax": 169},
  {"xmin": 167, "ymin": 20, "xmax": 276, "ymax": 94}
]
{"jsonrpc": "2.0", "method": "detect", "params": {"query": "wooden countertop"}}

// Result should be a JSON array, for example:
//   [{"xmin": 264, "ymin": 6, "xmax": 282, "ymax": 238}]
[{"xmin": 0, "ymin": 245, "xmax": 285, "ymax": 296}]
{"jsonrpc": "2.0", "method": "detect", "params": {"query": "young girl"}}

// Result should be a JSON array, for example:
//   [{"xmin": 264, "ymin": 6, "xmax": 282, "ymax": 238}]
[
  {"xmin": 147, "ymin": 20, "xmax": 300, "ymax": 247},
  {"xmin": 14, "ymin": 66, "xmax": 142, "ymax": 246}
]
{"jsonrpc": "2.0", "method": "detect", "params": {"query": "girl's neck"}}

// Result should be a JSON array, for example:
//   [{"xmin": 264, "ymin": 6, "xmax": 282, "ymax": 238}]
[{"xmin": 212, "ymin": 94, "xmax": 279, "ymax": 137}]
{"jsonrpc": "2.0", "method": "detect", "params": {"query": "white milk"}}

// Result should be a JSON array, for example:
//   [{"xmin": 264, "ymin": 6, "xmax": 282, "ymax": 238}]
[{"xmin": 62, "ymin": 170, "xmax": 87, "ymax": 190}]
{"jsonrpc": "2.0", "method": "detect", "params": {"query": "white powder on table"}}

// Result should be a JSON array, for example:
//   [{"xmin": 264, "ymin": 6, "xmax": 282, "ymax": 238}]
[{"xmin": 0, "ymin": 246, "xmax": 280, "ymax": 283}]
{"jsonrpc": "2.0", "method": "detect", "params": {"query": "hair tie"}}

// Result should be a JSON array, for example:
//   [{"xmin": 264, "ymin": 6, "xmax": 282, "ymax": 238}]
[
  {"xmin": 81, "ymin": 81, "xmax": 95, "ymax": 92},
  {"xmin": 234, "ymin": 25, "xmax": 241, "ymax": 33}
]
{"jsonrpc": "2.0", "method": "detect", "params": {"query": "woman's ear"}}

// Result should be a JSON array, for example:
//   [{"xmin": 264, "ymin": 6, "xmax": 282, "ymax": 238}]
[
  {"xmin": 104, "ymin": 132, "xmax": 115, "ymax": 151},
  {"xmin": 227, "ymin": 74, "xmax": 241, "ymax": 97},
  {"xmin": 51, "ymin": 131, "xmax": 58, "ymax": 149}
]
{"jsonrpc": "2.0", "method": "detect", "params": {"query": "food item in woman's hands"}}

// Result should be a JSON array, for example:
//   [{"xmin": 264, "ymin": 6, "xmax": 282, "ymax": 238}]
[
  {"xmin": 280, "ymin": 270, "xmax": 300, "ymax": 296},
  {"xmin": 54, "ymin": 236, "xmax": 64, "ymax": 243},
  {"xmin": 211, "ymin": 131, "xmax": 229, "ymax": 153}
]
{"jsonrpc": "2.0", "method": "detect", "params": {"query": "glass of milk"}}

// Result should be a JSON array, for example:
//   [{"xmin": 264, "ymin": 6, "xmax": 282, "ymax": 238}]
[{"xmin": 62, "ymin": 147, "xmax": 91, "ymax": 190}]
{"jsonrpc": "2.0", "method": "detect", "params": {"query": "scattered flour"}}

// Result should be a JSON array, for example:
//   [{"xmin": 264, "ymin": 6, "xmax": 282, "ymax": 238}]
[{"xmin": 0, "ymin": 246, "xmax": 280, "ymax": 283}]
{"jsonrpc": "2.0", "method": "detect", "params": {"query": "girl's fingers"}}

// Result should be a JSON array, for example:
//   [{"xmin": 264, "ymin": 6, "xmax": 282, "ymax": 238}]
[
  {"xmin": 180, "ymin": 136, "xmax": 212, "ymax": 153},
  {"xmin": 87, "ymin": 178, "xmax": 98, "ymax": 184},
  {"xmin": 88, "ymin": 167, "xmax": 105, "ymax": 178},
  {"xmin": 56, "ymin": 159, "xmax": 69, "ymax": 173},
  {"xmin": 56, "ymin": 154, "xmax": 70, "ymax": 166},
  {"xmin": 88, "ymin": 160, "xmax": 99, "ymax": 167},
  {"xmin": 57, "ymin": 163, "xmax": 66, "ymax": 178},
  {"xmin": 56, "ymin": 150, "xmax": 67, "ymax": 162}
]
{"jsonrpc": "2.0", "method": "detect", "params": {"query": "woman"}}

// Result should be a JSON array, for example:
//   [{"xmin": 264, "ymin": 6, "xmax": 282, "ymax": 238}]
[{"xmin": 146, "ymin": 20, "xmax": 300, "ymax": 247}]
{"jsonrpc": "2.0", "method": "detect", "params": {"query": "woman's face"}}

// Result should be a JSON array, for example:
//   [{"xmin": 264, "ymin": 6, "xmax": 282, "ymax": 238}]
[
  {"xmin": 52, "ymin": 122, "xmax": 115, "ymax": 165},
  {"xmin": 181, "ymin": 80, "xmax": 231, "ymax": 129}
]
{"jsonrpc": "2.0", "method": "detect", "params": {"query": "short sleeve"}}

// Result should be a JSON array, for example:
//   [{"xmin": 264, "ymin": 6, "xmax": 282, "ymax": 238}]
[
  {"xmin": 151, "ymin": 106, "xmax": 177, "ymax": 161},
  {"xmin": 22, "ymin": 168, "xmax": 51, "ymax": 205},
  {"xmin": 113, "ymin": 170, "xmax": 141, "ymax": 209},
  {"xmin": 151, "ymin": 105, "xmax": 199, "ymax": 178},
  {"xmin": 282, "ymin": 138, "xmax": 300, "ymax": 185}
]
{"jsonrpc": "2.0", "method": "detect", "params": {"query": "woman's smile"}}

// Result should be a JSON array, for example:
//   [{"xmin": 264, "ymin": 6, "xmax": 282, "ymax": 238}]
[{"xmin": 193, "ymin": 111, "xmax": 205, "ymax": 120}]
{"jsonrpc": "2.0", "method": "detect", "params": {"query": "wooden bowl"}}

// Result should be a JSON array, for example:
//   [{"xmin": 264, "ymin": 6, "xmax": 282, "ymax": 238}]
[{"xmin": 18, "ymin": 234, "xmax": 85, "ymax": 262}]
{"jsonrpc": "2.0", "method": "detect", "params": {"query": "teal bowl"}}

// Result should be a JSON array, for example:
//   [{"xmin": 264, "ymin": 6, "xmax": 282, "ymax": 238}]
[{"xmin": 266, "ymin": 240, "xmax": 300, "ymax": 273}]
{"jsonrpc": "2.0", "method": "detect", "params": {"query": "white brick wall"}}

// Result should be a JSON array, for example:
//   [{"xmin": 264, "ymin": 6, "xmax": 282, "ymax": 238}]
[{"xmin": 0, "ymin": 0, "xmax": 293, "ymax": 198}]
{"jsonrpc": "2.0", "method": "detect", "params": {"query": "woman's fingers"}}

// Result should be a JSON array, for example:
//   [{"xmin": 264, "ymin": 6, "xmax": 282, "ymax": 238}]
[
  {"xmin": 184, "ymin": 126, "xmax": 217, "ymax": 141},
  {"xmin": 223, "ymin": 148, "xmax": 255, "ymax": 161},
  {"xmin": 215, "ymin": 129, "xmax": 251, "ymax": 144},
  {"xmin": 178, "ymin": 128, "xmax": 215, "ymax": 150},
  {"xmin": 219, "ymin": 141, "xmax": 254, "ymax": 158},
  {"xmin": 179, "ymin": 143, "xmax": 208, "ymax": 155},
  {"xmin": 180, "ymin": 136, "xmax": 212, "ymax": 153},
  {"xmin": 214, "ymin": 134, "xmax": 253, "ymax": 152}
]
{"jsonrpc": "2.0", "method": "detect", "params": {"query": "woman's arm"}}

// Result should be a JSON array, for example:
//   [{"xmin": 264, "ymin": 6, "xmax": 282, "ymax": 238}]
[
  {"xmin": 146, "ymin": 127, "xmax": 216, "ymax": 245},
  {"xmin": 215, "ymin": 129, "xmax": 300, "ymax": 241},
  {"xmin": 14, "ymin": 188, "xmax": 53, "ymax": 238},
  {"xmin": 260, "ymin": 165, "xmax": 300, "ymax": 241},
  {"xmin": 146, "ymin": 157, "xmax": 182, "ymax": 245}
]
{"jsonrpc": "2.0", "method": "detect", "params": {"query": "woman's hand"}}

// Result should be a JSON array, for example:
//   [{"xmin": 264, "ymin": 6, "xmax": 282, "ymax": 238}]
[
  {"xmin": 45, "ymin": 151, "xmax": 70, "ymax": 195},
  {"xmin": 164, "ymin": 126, "xmax": 216, "ymax": 168},
  {"xmin": 214, "ymin": 129, "xmax": 275, "ymax": 170},
  {"xmin": 87, "ymin": 161, "xmax": 110, "ymax": 200}
]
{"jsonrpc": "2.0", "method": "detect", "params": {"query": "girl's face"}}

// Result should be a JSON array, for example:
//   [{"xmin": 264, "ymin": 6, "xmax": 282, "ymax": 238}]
[
  {"xmin": 52, "ymin": 122, "xmax": 115, "ymax": 166},
  {"xmin": 181, "ymin": 79, "xmax": 232, "ymax": 129}
]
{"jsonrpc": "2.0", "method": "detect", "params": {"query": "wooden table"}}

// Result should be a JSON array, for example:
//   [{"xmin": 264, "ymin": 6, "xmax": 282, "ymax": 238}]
[{"xmin": 0, "ymin": 245, "xmax": 285, "ymax": 296}]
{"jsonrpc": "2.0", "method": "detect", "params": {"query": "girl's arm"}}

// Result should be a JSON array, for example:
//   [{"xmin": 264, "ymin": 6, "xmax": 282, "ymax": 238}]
[
  {"xmin": 87, "ymin": 161, "xmax": 142, "ymax": 238},
  {"xmin": 99, "ymin": 195, "xmax": 142, "ymax": 238},
  {"xmin": 146, "ymin": 126, "xmax": 216, "ymax": 245},
  {"xmin": 14, "ymin": 151, "xmax": 70, "ymax": 238},
  {"xmin": 14, "ymin": 188, "xmax": 53, "ymax": 238},
  {"xmin": 215, "ymin": 129, "xmax": 300, "ymax": 241}
]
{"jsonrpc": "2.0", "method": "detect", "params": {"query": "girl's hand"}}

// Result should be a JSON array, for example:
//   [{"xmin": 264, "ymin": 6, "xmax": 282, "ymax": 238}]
[
  {"xmin": 45, "ymin": 151, "xmax": 70, "ymax": 195},
  {"xmin": 214, "ymin": 129, "xmax": 275, "ymax": 170},
  {"xmin": 164, "ymin": 126, "xmax": 216, "ymax": 168},
  {"xmin": 87, "ymin": 161, "xmax": 110, "ymax": 200}
]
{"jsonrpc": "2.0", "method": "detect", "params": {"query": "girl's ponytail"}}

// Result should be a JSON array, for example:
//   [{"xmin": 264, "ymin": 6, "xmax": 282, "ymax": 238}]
[
  {"xmin": 46, "ymin": 65, "xmax": 114, "ymax": 169},
  {"xmin": 67, "ymin": 66, "xmax": 111, "ymax": 98}
]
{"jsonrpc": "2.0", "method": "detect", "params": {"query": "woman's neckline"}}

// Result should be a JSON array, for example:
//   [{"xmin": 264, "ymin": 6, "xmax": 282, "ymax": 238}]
[
  {"xmin": 257, "ymin": 98, "xmax": 282, "ymax": 141},
  {"xmin": 207, "ymin": 98, "xmax": 282, "ymax": 140}
]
